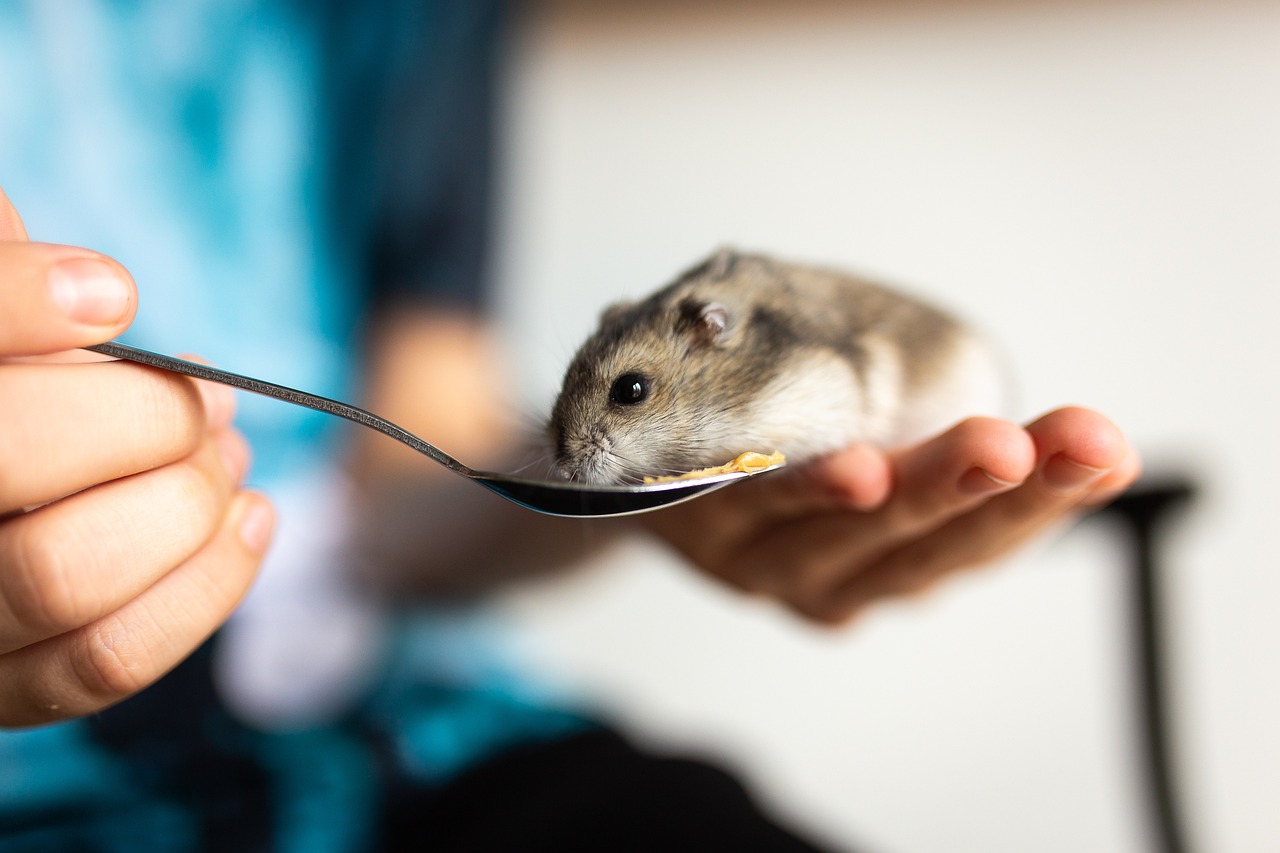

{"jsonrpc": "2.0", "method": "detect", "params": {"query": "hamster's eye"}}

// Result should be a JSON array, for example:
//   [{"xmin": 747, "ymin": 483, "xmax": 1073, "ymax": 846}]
[{"xmin": 609, "ymin": 372, "xmax": 650, "ymax": 406}]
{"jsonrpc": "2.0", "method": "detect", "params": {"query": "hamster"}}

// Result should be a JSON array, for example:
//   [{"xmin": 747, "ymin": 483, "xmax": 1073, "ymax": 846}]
[{"xmin": 548, "ymin": 249, "xmax": 1009, "ymax": 485}]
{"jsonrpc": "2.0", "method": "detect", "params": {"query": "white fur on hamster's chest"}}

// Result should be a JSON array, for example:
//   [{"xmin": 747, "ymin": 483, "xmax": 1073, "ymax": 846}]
[
  {"xmin": 701, "ymin": 332, "xmax": 1007, "ymax": 460},
  {"xmin": 738, "ymin": 347, "xmax": 896, "ymax": 456}
]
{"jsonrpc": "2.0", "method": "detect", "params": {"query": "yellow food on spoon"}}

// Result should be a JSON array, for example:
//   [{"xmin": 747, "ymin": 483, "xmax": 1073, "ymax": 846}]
[{"xmin": 643, "ymin": 450, "xmax": 786, "ymax": 484}]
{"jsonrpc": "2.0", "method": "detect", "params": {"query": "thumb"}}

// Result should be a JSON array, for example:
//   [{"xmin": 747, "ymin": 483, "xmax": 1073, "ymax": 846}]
[
  {"xmin": 0, "ymin": 185, "xmax": 30, "ymax": 242},
  {"xmin": 0, "ymin": 186, "xmax": 137, "ymax": 356}
]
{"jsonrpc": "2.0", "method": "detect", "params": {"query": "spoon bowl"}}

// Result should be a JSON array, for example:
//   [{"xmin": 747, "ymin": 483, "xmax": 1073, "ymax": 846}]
[{"xmin": 85, "ymin": 342, "xmax": 784, "ymax": 517}]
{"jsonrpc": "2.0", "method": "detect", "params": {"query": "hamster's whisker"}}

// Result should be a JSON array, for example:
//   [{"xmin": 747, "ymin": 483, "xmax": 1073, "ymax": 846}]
[
  {"xmin": 608, "ymin": 451, "xmax": 668, "ymax": 484},
  {"xmin": 509, "ymin": 455, "xmax": 551, "ymax": 477}
]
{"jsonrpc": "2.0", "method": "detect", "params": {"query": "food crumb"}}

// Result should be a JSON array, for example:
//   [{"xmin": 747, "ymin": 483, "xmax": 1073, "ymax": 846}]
[{"xmin": 644, "ymin": 450, "xmax": 785, "ymax": 484}]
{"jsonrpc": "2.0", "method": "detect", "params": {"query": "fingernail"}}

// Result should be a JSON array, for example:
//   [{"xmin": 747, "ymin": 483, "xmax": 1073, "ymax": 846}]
[
  {"xmin": 238, "ymin": 498, "xmax": 275, "ymax": 555},
  {"xmin": 215, "ymin": 430, "xmax": 250, "ymax": 482},
  {"xmin": 48, "ymin": 258, "xmax": 134, "ymax": 326},
  {"xmin": 1040, "ymin": 454, "xmax": 1108, "ymax": 494},
  {"xmin": 958, "ymin": 467, "xmax": 1019, "ymax": 495}
]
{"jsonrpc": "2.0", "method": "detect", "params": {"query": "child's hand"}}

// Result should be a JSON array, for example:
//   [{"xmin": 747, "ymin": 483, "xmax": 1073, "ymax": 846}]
[
  {"xmin": 646, "ymin": 407, "xmax": 1140, "ymax": 624},
  {"xmin": 0, "ymin": 186, "xmax": 274, "ymax": 727}
]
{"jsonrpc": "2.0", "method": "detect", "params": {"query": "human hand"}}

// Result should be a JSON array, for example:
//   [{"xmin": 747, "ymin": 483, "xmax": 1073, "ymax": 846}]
[
  {"xmin": 0, "ymin": 186, "xmax": 275, "ymax": 727},
  {"xmin": 643, "ymin": 407, "xmax": 1140, "ymax": 624}
]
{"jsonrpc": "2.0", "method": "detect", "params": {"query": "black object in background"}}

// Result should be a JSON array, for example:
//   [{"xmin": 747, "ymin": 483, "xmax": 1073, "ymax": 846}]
[{"xmin": 1089, "ymin": 479, "xmax": 1198, "ymax": 853}]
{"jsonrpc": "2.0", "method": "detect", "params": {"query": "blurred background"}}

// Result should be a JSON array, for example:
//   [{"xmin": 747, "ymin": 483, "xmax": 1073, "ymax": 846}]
[{"xmin": 485, "ymin": 1, "xmax": 1279, "ymax": 851}]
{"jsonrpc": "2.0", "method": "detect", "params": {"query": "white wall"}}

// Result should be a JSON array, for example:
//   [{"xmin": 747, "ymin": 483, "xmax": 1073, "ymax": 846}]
[{"xmin": 490, "ymin": 2, "xmax": 1280, "ymax": 850}]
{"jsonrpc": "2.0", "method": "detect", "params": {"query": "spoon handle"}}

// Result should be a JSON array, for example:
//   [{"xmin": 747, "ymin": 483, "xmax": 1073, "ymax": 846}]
[{"xmin": 84, "ymin": 342, "xmax": 474, "ymax": 476}]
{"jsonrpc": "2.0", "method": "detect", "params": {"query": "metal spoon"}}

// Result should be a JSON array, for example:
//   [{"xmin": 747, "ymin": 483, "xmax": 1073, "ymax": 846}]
[{"xmin": 85, "ymin": 342, "xmax": 784, "ymax": 518}]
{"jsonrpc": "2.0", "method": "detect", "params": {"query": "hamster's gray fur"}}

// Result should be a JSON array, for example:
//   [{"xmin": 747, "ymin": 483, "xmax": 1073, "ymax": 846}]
[{"xmin": 549, "ymin": 249, "xmax": 1008, "ymax": 484}]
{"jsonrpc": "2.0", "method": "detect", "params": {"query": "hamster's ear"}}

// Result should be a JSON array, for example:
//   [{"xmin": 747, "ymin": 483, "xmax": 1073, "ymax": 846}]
[
  {"xmin": 679, "ymin": 299, "xmax": 734, "ymax": 347},
  {"xmin": 599, "ymin": 300, "xmax": 636, "ymax": 328}
]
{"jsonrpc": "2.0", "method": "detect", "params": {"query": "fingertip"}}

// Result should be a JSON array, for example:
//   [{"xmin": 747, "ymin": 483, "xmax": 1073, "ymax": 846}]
[
  {"xmin": 1026, "ymin": 407, "xmax": 1130, "ymax": 496},
  {"xmin": 0, "ymin": 184, "xmax": 29, "ymax": 241},
  {"xmin": 48, "ymin": 255, "xmax": 137, "ymax": 330},
  {"xmin": 807, "ymin": 592, "xmax": 872, "ymax": 629},
  {"xmin": 233, "ymin": 492, "xmax": 275, "ymax": 557},
  {"xmin": 901, "ymin": 418, "xmax": 1033, "ymax": 497},
  {"xmin": 1, "ymin": 243, "xmax": 137, "ymax": 355},
  {"xmin": 1081, "ymin": 446, "xmax": 1144, "ymax": 506},
  {"xmin": 1027, "ymin": 406, "xmax": 1128, "ymax": 470},
  {"xmin": 809, "ymin": 444, "xmax": 893, "ymax": 511},
  {"xmin": 946, "ymin": 417, "xmax": 1037, "ymax": 485}
]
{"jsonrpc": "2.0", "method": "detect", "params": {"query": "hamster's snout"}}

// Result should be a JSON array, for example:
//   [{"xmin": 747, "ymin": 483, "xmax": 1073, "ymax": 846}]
[{"xmin": 551, "ymin": 422, "xmax": 620, "ymax": 484}]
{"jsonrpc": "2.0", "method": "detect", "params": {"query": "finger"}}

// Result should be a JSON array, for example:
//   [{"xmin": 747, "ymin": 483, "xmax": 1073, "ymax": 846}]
[
  {"xmin": 736, "ymin": 443, "xmax": 895, "ymax": 517},
  {"xmin": 0, "ymin": 185, "xmax": 29, "ymax": 241},
  {"xmin": 0, "ymin": 491, "xmax": 274, "ymax": 727},
  {"xmin": 731, "ymin": 418, "xmax": 1034, "ymax": 601},
  {"xmin": 823, "ymin": 407, "xmax": 1130, "ymax": 622},
  {"xmin": 1081, "ymin": 444, "xmax": 1143, "ymax": 507},
  {"xmin": 878, "ymin": 417, "xmax": 1035, "ymax": 537},
  {"xmin": 765, "ymin": 417, "xmax": 1032, "ymax": 523},
  {"xmin": 179, "ymin": 353, "xmax": 239, "ymax": 437},
  {"xmin": 0, "ymin": 428, "xmax": 249, "ymax": 653},
  {"xmin": 0, "ymin": 241, "xmax": 136, "ymax": 355},
  {"xmin": 642, "ymin": 442, "xmax": 894, "ymax": 570},
  {"xmin": 0, "ymin": 360, "xmax": 231, "ymax": 511}
]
